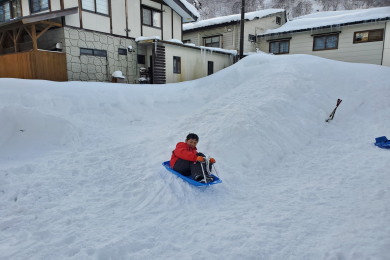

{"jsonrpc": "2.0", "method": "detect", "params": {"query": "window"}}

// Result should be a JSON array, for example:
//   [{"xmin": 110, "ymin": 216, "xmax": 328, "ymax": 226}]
[
  {"xmin": 118, "ymin": 48, "xmax": 127, "ymax": 55},
  {"xmin": 82, "ymin": 0, "xmax": 109, "ymax": 15},
  {"xmin": 313, "ymin": 34, "xmax": 339, "ymax": 51},
  {"xmin": 276, "ymin": 16, "xmax": 281, "ymax": 25},
  {"xmin": 137, "ymin": 54, "xmax": 146, "ymax": 64},
  {"xmin": 354, "ymin": 29, "xmax": 384, "ymax": 44},
  {"xmin": 248, "ymin": 34, "xmax": 256, "ymax": 43},
  {"xmin": 269, "ymin": 40, "xmax": 290, "ymax": 54},
  {"xmin": 1, "ymin": 0, "xmax": 22, "ymax": 22},
  {"xmin": 203, "ymin": 36, "xmax": 220, "ymax": 48},
  {"xmin": 183, "ymin": 39, "xmax": 191, "ymax": 44},
  {"xmin": 80, "ymin": 48, "xmax": 107, "ymax": 57},
  {"xmin": 173, "ymin": 56, "xmax": 181, "ymax": 74},
  {"xmin": 208, "ymin": 61, "xmax": 214, "ymax": 76},
  {"xmin": 30, "ymin": 0, "xmax": 49, "ymax": 13},
  {"xmin": 142, "ymin": 6, "xmax": 161, "ymax": 28},
  {"xmin": 0, "ymin": 2, "xmax": 11, "ymax": 22}
]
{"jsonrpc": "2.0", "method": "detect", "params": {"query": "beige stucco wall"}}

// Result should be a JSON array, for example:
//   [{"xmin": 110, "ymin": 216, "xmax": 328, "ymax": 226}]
[
  {"xmin": 183, "ymin": 12, "xmax": 286, "ymax": 53},
  {"xmin": 258, "ymin": 22, "xmax": 388, "ymax": 66},
  {"xmin": 164, "ymin": 44, "xmax": 234, "ymax": 83},
  {"xmin": 128, "ymin": 0, "xmax": 142, "ymax": 38},
  {"xmin": 111, "ymin": 1, "xmax": 127, "ymax": 37},
  {"xmin": 173, "ymin": 12, "xmax": 183, "ymax": 40},
  {"xmin": 63, "ymin": 0, "xmax": 78, "ymax": 8},
  {"xmin": 21, "ymin": 0, "xmax": 29, "ymax": 16},
  {"xmin": 17, "ymin": 1, "xmax": 183, "ymax": 41},
  {"xmin": 50, "ymin": 0, "xmax": 61, "ymax": 11}
]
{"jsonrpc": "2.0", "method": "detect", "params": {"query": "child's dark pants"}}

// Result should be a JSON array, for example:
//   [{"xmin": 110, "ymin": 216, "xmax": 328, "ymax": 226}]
[{"xmin": 173, "ymin": 158, "xmax": 212, "ymax": 180}]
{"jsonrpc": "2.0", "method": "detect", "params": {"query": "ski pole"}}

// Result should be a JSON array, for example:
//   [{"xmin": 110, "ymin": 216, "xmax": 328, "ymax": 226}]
[
  {"xmin": 326, "ymin": 98, "xmax": 342, "ymax": 122},
  {"xmin": 200, "ymin": 159, "xmax": 208, "ymax": 184}
]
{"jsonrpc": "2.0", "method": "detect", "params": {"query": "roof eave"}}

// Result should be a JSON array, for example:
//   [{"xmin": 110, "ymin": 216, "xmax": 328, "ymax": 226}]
[{"xmin": 163, "ymin": 0, "xmax": 199, "ymax": 23}]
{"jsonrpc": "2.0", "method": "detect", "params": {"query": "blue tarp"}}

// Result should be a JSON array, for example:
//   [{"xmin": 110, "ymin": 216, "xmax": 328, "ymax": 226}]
[{"xmin": 374, "ymin": 136, "xmax": 390, "ymax": 149}]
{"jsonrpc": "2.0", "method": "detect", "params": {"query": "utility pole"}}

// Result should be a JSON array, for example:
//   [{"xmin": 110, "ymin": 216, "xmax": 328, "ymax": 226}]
[{"xmin": 239, "ymin": 0, "xmax": 245, "ymax": 59}]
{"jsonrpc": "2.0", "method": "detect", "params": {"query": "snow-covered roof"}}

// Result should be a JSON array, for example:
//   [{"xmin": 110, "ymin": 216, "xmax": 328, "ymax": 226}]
[
  {"xmin": 260, "ymin": 7, "xmax": 390, "ymax": 36},
  {"xmin": 183, "ymin": 9, "xmax": 285, "ymax": 31},
  {"xmin": 163, "ymin": 0, "xmax": 200, "ymax": 23},
  {"xmin": 136, "ymin": 36, "xmax": 237, "ymax": 56}
]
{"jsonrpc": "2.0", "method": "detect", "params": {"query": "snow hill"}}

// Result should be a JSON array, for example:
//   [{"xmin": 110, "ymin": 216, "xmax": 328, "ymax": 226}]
[{"xmin": 1, "ymin": 53, "xmax": 389, "ymax": 260}]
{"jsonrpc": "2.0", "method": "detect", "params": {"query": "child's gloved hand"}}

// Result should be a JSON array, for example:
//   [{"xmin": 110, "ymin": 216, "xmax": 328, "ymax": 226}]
[
  {"xmin": 209, "ymin": 158, "xmax": 216, "ymax": 163},
  {"xmin": 196, "ymin": 152, "xmax": 205, "ymax": 157},
  {"xmin": 197, "ymin": 156, "xmax": 205, "ymax": 162}
]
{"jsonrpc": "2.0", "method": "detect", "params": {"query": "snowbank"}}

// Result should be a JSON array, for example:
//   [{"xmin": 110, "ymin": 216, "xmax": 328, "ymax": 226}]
[{"xmin": 0, "ymin": 53, "xmax": 389, "ymax": 259}]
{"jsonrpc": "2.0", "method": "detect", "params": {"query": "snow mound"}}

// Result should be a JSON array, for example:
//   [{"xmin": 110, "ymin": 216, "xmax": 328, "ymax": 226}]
[
  {"xmin": 0, "ymin": 106, "xmax": 78, "ymax": 163},
  {"xmin": 0, "ymin": 53, "xmax": 389, "ymax": 259}
]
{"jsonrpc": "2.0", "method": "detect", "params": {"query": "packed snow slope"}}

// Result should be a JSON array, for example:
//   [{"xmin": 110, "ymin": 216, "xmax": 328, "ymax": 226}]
[{"xmin": 1, "ymin": 53, "xmax": 389, "ymax": 260}]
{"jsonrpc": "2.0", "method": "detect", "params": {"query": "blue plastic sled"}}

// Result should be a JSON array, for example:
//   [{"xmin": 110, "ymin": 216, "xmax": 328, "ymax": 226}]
[
  {"xmin": 374, "ymin": 136, "xmax": 390, "ymax": 149},
  {"xmin": 162, "ymin": 161, "xmax": 222, "ymax": 186}
]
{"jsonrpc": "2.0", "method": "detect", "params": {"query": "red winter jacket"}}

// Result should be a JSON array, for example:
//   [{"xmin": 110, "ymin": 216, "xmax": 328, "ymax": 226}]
[{"xmin": 170, "ymin": 142, "xmax": 198, "ymax": 168}]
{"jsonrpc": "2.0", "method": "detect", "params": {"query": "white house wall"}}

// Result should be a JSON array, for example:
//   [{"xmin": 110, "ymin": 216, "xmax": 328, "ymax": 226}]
[
  {"xmin": 382, "ymin": 21, "xmax": 390, "ymax": 66},
  {"xmin": 163, "ymin": 9, "xmax": 173, "ymax": 40},
  {"xmin": 172, "ymin": 11, "xmax": 182, "ymax": 40},
  {"xmin": 128, "ymin": 1, "xmax": 142, "ymax": 38},
  {"xmin": 111, "ymin": 1, "xmax": 127, "ymax": 37},
  {"xmin": 183, "ymin": 12, "xmax": 286, "ymax": 53},
  {"xmin": 21, "ymin": 0, "xmax": 29, "ymax": 16},
  {"xmin": 164, "ymin": 45, "xmax": 233, "ymax": 83},
  {"xmin": 244, "ymin": 15, "xmax": 285, "ymax": 52},
  {"xmin": 82, "ymin": 12, "xmax": 111, "ymax": 33},
  {"xmin": 51, "ymin": 0, "xmax": 61, "ymax": 11},
  {"xmin": 259, "ymin": 22, "xmax": 388, "ymax": 66},
  {"xmin": 17, "ymin": 0, "xmax": 180, "ymax": 40},
  {"xmin": 63, "ymin": 0, "xmax": 78, "ymax": 8}
]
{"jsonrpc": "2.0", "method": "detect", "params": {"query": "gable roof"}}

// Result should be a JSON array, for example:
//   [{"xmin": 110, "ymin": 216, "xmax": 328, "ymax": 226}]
[
  {"xmin": 183, "ymin": 9, "xmax": 285, "ymax": 31},
  {"xmin": 163, "ymin": 0, "xmax": 200, "ymax": 22},
  {"xmin": 260, "ymin": 7, "xmax": 390, "ymax": 37}
]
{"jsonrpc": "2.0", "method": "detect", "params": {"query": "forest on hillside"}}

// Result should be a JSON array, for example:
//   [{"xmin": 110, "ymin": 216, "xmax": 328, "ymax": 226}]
[{"xmin": 188, "ymin": 0, "xmax": 390, "ymax": 19}]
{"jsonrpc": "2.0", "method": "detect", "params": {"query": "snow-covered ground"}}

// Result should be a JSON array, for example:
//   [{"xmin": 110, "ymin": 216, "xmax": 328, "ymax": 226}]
[{"xmin": 0, "ymin": 53, "xmax": 389, "ymax": 260}]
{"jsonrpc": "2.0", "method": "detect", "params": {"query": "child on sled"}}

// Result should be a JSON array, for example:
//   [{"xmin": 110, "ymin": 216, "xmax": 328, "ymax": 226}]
[{"xmin": 170, "ymin": 133, "xmax": 216, "ymax": 183}]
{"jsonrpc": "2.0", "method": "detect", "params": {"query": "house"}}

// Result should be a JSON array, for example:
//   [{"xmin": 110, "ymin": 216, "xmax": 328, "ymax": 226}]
[
  {"xmin": 0, "ymin": 0, "xmax": 236, "ymax": 83},
  {"xmin": 256, "ymin": 7, "xmax": 390, "ymax": 66},
  {"xmin": 182, "ymin": 9, "xmax": 287, "ymax": 54}
]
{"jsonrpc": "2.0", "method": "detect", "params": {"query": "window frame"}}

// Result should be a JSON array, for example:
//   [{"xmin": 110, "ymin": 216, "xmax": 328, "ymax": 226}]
[
  {"xmin": 141, "ymin": 6, "xmax": 162, "ymax": 28},
  {"xmin": 203, "ymin": 36, "xmax": 221, "ymax": 48},
  {"xmin": 269, "ymin": 39, "xmax": 290, "ymax": 55},
  {"xmin": 29, "ymin": 0, "xmax": 50, "ymax": 14},
  {"xmin": 173, "ymin": 56, "xmax": 181, "ymax": 74},
  {"xmin": 312, "ymin": 33, "xmax": 339, "ymax": 51},
  {"xmin": 80, "ymin": 47, "xmax": 107, "ymax": 58},
  {"xmin": 353, "ymin": 29, "xmax": 384, "ymax": 44},
  {"xmin": 82, "ymin": 0, "xmax": 110, "ymax": 16}
]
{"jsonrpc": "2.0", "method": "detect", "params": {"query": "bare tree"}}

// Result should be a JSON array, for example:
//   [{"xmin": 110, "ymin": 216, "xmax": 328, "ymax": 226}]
[
  {"xmin": 293, "ymin": 0, "xmax": 313, "ymax": 17},
  {"xmin": 246, "ymin": 0, "xmax": 265, "ymax": 12},
  {"xmin": 319, "ymin": 0, "xmax": 341, "ymax": 11},
  {"xmin": 232, "ymin": 1, "xmax": 241, "ymax": 14}
]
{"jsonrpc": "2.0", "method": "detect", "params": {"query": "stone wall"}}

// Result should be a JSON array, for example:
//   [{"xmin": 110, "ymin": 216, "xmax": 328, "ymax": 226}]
[{"xmin": 62, "ymin": 27, "xmax": 138, "ymax": 83}]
